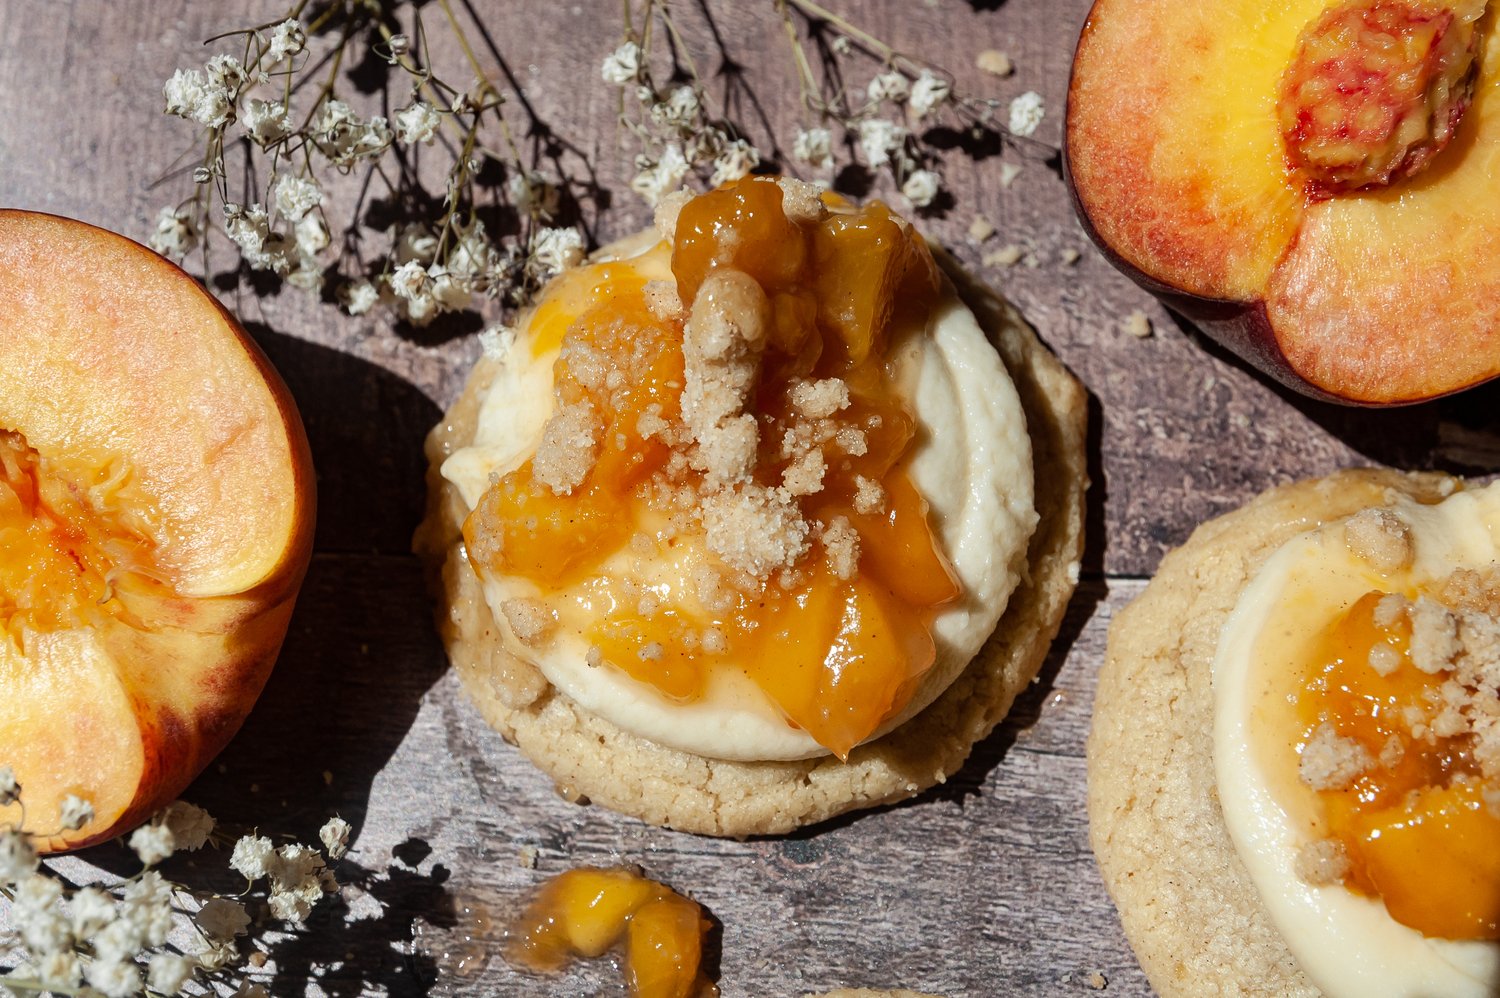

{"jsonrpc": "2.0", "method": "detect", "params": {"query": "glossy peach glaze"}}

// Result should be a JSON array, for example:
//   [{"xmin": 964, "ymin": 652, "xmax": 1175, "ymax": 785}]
[
  {"xmin": 0, "ymin": 429, "xmax": 167, "ymax": 644},
  {"xmin": 465, "ymin": 178, "xmax": 958, "ymax": 758},
  {"xmin": 1290, "ymin": 591, "xmax": 1500, "ymax": 939},
  {"xmin": 506, "ymin": 867, "xmax": 713, "ymax": 998}
]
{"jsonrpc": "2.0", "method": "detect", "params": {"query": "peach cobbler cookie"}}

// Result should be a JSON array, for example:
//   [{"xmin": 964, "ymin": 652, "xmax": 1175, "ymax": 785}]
[
  {"xmin": 417, "ymin": 178, "xmax": 1086, "ymax": 835},
  {"xmin": 1091, "ymin": 469, "xmax": 1500, "ymax": 997}
]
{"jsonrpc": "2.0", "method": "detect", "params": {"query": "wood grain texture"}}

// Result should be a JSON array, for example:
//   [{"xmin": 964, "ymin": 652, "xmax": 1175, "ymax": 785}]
[{"xmin": 2, "ymin": 0, "xmax": 1496, "ymax": 994}]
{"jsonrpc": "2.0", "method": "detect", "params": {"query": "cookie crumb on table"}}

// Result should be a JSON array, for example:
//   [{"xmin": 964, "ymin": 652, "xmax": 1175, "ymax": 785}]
[
  {"xmin": 983, "ymin": 244, "xmax": 1024, "ymax": 268},
  {"xmin": 1122, "ymin": 309, "xmax": 1152, "ymax": 339},
  {"xmin": 967, "ymin": 215, "xmax": 995, "ymax": 242},
  {"xmin": 976, "ymin": 48, "xmax": 1013, "ymax": 77}
]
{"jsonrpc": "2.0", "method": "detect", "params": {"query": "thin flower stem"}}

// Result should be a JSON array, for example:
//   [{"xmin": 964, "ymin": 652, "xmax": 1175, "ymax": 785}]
[{"xmin": 775, "ymin": 0, "xmax": 821, "ymax": 114}]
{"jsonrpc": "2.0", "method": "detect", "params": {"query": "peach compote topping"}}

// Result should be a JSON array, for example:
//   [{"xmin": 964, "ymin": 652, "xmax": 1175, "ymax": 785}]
[
  {"xmin": 464, "ymin": 177, "xmax": 958, "ymax": 758},
  {"xmin": 505, "ymin": 867, "xmax": 713, "ymax": 998},
  {"xmin": 1290, "ymin": 589, "xmax": 1500, "ymax": 939},
  {"xmin": 0, "ymin": 429, "xmax": 165, "ymax": 643},
  {"xmin": 1278, "ymin": 0, "xmax": 1487, "ymax": 197}
]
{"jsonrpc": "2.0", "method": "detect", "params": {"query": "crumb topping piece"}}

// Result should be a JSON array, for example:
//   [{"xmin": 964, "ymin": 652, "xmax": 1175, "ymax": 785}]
[
  {"xmin": 502, "ymin": 597, "xmax": 557, "ymax": 646},
  {"xmin": 682, "ymin": 268, "xmax": 770, "ymax": 486},
  {"xmin": 532, "ymin": 399, "xmax": 600, "ymax": 495},
  {"xmin": 1300, "ymin": 721, "xmax": 1374, "ymax": 791},
  {"xmin": 1344, "ymin": 506, "xmax": 1414, "ymax": 573},
  {"xmin": 1295, "ymin": 837, "xmax": 1353, "ymax": 886},
  {"xmin": 700, "ymin": 483, "xmax": 810, "ymax": 579}
]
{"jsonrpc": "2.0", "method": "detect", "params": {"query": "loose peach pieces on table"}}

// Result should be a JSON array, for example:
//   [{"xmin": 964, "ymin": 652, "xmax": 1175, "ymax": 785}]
[
  {"xmin": 1067, "ymin": 0, "xmax": 1500, "ymax": 404},
  {"xmin": 0, "ymin": 210, "xmax": 314, "ymax": 852}
]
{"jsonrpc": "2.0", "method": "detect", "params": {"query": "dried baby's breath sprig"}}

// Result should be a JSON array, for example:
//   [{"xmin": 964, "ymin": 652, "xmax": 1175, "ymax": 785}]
[
  {"xmin": 0, "ymin": 772, "xmax": 351, "ymax": 997},
  {"xmin": 156, "ymin": 2, "xmax": 1043, "ymax": 327},
  {"xmin": 154, "ymin": 1, "xmax": 588, "ymax": 325},
  {"xmin": 605, "ymin": 4, "xmax": 764, "ymax": 206},
  {"xmin": 611, "ymin": 0, "xmax": 1043, "ymax": 213},
  {"xmin": 773, "ymin": 0, "xmax": 1046, "ymax": 207}
]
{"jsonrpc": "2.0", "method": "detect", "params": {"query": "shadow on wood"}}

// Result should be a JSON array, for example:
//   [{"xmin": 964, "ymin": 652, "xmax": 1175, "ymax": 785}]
[{"xmin": 1170, "ymin": 310, "xmax": 1500, "ymax": 475}]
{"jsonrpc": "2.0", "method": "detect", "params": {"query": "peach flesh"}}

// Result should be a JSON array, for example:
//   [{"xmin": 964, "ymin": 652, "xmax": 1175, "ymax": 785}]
[
  {"xmin": 1066, "ymin": 0, "xmax": 1500, "ymax": 405},
  {"xmin": 0, "ymin": 210, "xmax": 314, "ymax": 851}
]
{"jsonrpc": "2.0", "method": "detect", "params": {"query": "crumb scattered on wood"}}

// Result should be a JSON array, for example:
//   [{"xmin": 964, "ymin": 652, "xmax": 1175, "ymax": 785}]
[
  {"xmin": 983, "ymin": 244, "xmax": 1024, "ymax": 268},
  {"xmin": 968, "ymin": 215, "xmax": 995, "ymax": 243},
  {"xmin": 1122, "ymin": 309, "xmax": 1152, "ymax": 339},
  {"xmin": 977, "ymin": 49, "xmax": 1013, "ymax": 77},
  {"xmin": 1061, "ymin": 248, "xmax": 1080, "ymax": 266},
  {"xmin": 999, "ymin": 162, "xmax": 1022, "ymax": 188}
]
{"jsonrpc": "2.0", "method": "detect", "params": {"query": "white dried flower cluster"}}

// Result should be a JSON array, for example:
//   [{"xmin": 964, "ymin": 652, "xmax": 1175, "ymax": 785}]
[
  {"xmin": 358, "ymin": 217, "xmax": 520, "ymax": 325},
  {"xmin": 163, "ymin": 54, "xmax": 247, "ymax": 130},
  {"xmin": 857, "ymin": 118, "xmax": 908, "ymax": 170},
  {"xmin": 148, "ymin": 205, "xmax": 200, "ymax": 259},
  {"xmin": 240, "ymin": 97, "xmax": 290, "ymax": 146},
  {"xmin": 908, "ymin": 70, "xmax": 952, "ymax": 117},
  {"xmin": 128, "ymin": 823, "xmax": 175, "ymax": 866},
  {"xmin": 0, "ymin": 784, "xmax": 352, "ymax": 998},
  {"xmin": 601, "ymin": 40, "xmax": 641, "ymax": 85},
  {"xmin": 867, "ymin": 71, "xmax": 910, "ymax": 104},
  {"xmin": 319, "ymin": 816, "xmax": 352, "ymax": 860},
  {"xmin": 273, "ymin": 173, "xmax": 323, "ymax": 223},
  {"xmin": 1008, "ymin": 90, "xmax": 1046, "ymax": 137},
  {"xmin": 710, "ymin": 138, "xmax": 761, "ymax": 187},
  {"xmin": 608, "ymin": 38, "xmax": 764, "ymax": 205},
  {"xmin": 221, "ymin": 199, "xmax": 325, "ymax": 291},
  {"xmin": 310, "ymin": 99, "xmax": 393, "ymax": 165},
  {"xmin": 0, "ymin": 765, "xmax": 19, "ymax": 806},
  {"xmin": 901, "ymin": 169, "xmax": 941, "ymax": 209},
  {"xmin": 792, "ymin": 127, "xmax": 833, "ymax": 171},
  {"xmin": 263, "ymin": 19, "xmax": 306, "ymax": 65},
  {"xmin": 1, "ymin": 826, "xmax": 38, "ymax": 885},
  {"xmin": 59, "ymin": 794, "xmax": 94, "ymax": 832},
  {"xmin": 631, "ymin": 143, "xmax": 690, "ymax": 206},
  {"xmin": 528, "ymin": 227, "xmax": 586, "ymax": 281},
  {"xmin": 650, "ymin": 86, "xmax": 700, "ymax": 131},
  {"xmin": 850, "ymin": 66, "xmax": 957, "ymax": 205},
  {"xmin": 394, "ymin": 100, "xmax": 441, "ymax": 145}
]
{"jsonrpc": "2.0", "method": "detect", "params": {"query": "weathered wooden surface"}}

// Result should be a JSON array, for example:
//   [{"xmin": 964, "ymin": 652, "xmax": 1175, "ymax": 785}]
[{"xmin": 3, "ymin": 0, "xmax": 1497, "ymax": 995}]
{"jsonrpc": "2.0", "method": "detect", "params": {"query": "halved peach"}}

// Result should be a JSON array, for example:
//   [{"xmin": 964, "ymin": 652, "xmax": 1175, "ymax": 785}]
[
  {"xmin": 1067, "ymin": 0, "xmax": 1500, "ymax": 404},
  {"xmin": 0, "ymin": 210, "xmax": 314, "ymax": 851}
]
